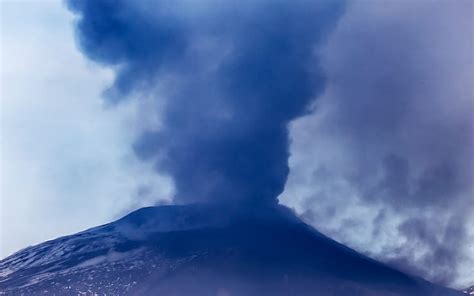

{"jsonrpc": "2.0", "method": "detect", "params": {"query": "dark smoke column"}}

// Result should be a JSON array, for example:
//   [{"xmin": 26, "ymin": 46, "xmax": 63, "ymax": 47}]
[{"xmin": 67, "ymin": 0, "xmax": 345, "ymax": 206}]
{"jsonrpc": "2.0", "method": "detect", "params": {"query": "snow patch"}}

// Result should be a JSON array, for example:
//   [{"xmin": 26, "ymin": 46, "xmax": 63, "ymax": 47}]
[{"xmin": 76, "ymin": 248, "xmax": 144, "ymax": 269}]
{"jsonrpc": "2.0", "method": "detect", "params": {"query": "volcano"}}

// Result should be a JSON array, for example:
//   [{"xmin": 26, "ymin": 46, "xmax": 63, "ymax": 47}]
[{"xmin": 0, "ymin": 204, "xmax": 462, "ymax": 295}]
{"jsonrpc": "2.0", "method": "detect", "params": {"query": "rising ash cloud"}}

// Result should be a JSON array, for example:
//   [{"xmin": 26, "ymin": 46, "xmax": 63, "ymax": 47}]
[{"xmin": 67, "ymin": 0, "xmax": 346, "ymax": 207}]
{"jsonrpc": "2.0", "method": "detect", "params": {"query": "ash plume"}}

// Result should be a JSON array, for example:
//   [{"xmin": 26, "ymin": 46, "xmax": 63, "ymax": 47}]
[{"xmin": 67, "ymin": 0, "xmax": 346, "ymax": 206}]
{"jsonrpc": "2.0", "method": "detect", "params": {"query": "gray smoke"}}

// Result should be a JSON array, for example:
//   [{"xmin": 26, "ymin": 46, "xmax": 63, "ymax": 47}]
[{"xmin": 282, "ymin": 0, "xmax": 473, "ymax": 288}]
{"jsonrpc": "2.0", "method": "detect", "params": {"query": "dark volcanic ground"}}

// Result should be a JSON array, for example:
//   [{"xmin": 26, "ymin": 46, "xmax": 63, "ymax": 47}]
[{"xmin": 0, "ymin": 204, "xmax": 463, "ymax": 295}]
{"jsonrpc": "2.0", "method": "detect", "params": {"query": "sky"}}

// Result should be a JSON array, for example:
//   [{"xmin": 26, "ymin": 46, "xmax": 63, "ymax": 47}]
[
  {"xmin": 1, "ymin": 0, "xmax": 473, "ymax": 290},
  {"xmin": 0, "ymin": 0, "xmax": 173, "ymax": 259}
]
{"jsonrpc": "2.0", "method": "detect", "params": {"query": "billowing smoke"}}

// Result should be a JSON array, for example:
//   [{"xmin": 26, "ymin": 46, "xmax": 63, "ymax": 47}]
[
  {"xmin": 281, "ymin": 0, "xmax": 473, "ymax": 288},
  {"xmin": 67, "ymin": 0, "xmax": 345, "ymax": 206}
]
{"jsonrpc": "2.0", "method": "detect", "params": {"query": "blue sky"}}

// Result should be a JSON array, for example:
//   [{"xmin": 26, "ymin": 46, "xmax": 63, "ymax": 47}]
[{"xmin": 1, "ymin": 0, "xmax": 472, "ymax": 289}]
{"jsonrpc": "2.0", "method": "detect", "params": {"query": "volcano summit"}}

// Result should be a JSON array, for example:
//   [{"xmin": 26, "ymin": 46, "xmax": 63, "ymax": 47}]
[{"xmin": 0, "ymin": 204, "xmax": 462, "ymax": 295}]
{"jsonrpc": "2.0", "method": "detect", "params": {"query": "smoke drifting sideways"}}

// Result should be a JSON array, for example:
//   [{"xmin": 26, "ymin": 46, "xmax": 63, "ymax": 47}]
[
  {"xmin": 66, "ymin": 0, "xmax": 346, "ymax": 207},
  {"xmin": 281, "ymin": 0, "xmax": 473, "ymax": 288}
]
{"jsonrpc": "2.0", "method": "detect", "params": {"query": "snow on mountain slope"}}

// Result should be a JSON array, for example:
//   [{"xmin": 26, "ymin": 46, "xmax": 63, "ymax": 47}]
[
  {"xmin": 464, "ymin": 286, "xmax": 474, "ymax": 295},
  {"xmin": 0, "ymin": 204, "xmax": 464, "ymax": 295}
]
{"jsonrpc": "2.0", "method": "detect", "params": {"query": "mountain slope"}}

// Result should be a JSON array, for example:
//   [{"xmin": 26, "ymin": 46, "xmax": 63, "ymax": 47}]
[
  {"xmin": 464, "ymin": 286, "xmax": 474, "ymax": 295},
  {"xmin": 0, "ymin": 204, "xmax": 463, "ymax": 295}
]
